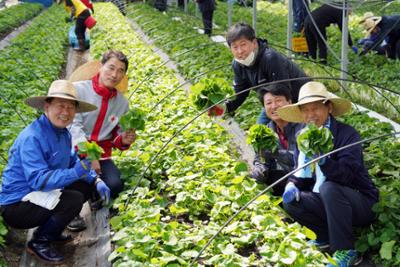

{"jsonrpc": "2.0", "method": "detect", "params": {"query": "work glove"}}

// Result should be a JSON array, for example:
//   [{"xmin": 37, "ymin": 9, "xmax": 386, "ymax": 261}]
[
  {"xmin": 96, "ymin": 179, "xmax": 110, "ymax": 205},
  {"xmin": 357, "ymin": 38, "xmax": 369, "ymax": 46},
  {"xmin": 282, "ymin": 182, "xmax": 300, "ymax": 204},
  {"xmin": 83, "ymin": 169, "xmax": 97, "ymax": 184},
  {"xmin": 351, "ymin": 46, "xmax": 358, "ymax": 54},
  {"xmin": 208, "ymin": 104, "xmax": 225, "ymax": 117},
  {"xmin": 250, "ymin": 162, "xmax": 267, "ymax": 182},
  {"xmin": 73, "ymin": 158, "xmax": 92, "ymax": 178}
]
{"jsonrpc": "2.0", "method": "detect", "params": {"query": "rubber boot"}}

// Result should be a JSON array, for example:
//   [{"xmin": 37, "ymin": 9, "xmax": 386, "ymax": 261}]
[{"xmin": 26, "ymin": 217, "xmax": 66, "ymax": 264}]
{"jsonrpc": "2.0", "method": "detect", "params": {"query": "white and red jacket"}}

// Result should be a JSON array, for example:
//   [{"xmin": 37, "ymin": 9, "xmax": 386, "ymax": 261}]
[{"xmin": 69, "ymin": 74, "xmax": 130, "ymax": 159}]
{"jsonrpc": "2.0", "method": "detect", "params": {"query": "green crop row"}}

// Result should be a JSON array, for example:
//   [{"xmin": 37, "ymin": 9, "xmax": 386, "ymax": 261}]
[
  {"xmin": 92, "ymin": 3, "xmax": 328, "ymax": 266},
  {"xmin": 0, "ymin": 3, "xmax": 43, "ymax": 39},
  {"xmin": 0, "ymin": 4, "xmax": 69, "ymax": 248},
  {"xmin": 126, "ymin": 3, "xmax": 400, "ymax": 266}
]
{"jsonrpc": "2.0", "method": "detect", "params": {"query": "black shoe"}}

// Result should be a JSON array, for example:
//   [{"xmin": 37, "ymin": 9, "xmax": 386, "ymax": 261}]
[
  {"xmin": 33, "ymin": 229, "xmax": 72, "ymax": 243},
  {"xmin": 27, "ymin": 239, "xmax": 64, "ymax": 264},
  {"xmin": 67, "ymin": 216, "xmax": 86, "ymax": 232}
]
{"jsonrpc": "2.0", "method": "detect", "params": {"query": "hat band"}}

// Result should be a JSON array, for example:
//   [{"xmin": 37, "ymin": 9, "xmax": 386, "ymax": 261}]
[
  {"xmin": 298, "ymin": 94, "xmax": 327, "ymax": 102},
  {"xmin": 48, "ymin": 92, "xmax": 76, "ymax": 99}
]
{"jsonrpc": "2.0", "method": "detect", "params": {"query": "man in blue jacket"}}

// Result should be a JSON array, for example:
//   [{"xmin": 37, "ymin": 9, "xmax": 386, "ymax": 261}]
[
  {"xmin": 209, "ymin": 23, "xmax": 310, "ymax": 124},
  {"xmin": 250, "ymin": 84, "xmax": 302, "ymax": 196},
  {"xmin": 277, "ymin": 81, "xmax": 379, "ymax": 267},
  {"xmin": 0, "ymin": 80, "xmax": 110, "ymax": 264}
]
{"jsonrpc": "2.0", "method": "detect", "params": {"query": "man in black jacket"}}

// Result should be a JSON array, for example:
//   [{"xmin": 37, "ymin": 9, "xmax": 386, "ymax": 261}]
[
  {"xmin": 212, "ymin": 23, "xmax": 309, "ymax": 124},
  {"xmin": 304, "ymin": 4, "xmax": 357, "ymax": 64}
]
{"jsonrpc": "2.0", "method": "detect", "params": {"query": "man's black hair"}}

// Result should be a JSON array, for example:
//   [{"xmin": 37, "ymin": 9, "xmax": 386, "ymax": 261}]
[
  {"xmin": 257, "ymin": 84, "xmax": 292, "ymax": 104},
  {"xmin": 226, "ymin": 22, "xmax": 256, "ymax": 46},
  {"xmin": 101, "ymin": 50, "xmax": 129, "ymax": 73}
]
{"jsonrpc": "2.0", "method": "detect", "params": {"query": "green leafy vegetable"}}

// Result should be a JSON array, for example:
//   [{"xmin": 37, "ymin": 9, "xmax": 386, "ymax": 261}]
[
  {"xmin": 297, "ymin": 124, "xmax": 333, "ymax": 158},
  {"xmin": 246, "ymin": 124, "xmax": 278, "ymax": 153},
  {"xmin": 119, "ymin": 107, "xmax": 146, "ymax": 131},
  {"xmin": 190, "ymin": 78, "xmax": 234, "ymax": 110},
  {"xmin": 77, "ymin": 141, "xmax": 104, "ymax": 160}
]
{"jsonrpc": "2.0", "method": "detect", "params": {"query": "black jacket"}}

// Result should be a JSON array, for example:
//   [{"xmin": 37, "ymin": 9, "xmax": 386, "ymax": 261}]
[
  {"xmin": 226, "ymin": 39, "xmax": 310, "ymax": 113},
  {"xmin": 289, "ymin": 117, "xmax": 379, "ymax": 204},
  {"xmin": 304, "ymin": 4, "xmax": 353, "ymax": 46}
]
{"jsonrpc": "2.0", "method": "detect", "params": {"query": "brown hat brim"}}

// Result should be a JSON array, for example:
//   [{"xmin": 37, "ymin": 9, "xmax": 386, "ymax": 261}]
[
  {"xmin": 25, "ymin": 95, "xmax": 97, "ymax": 113},
  {"xmin": 277, "ymin": 96, "xmax": 352, "ymax": 123},
  {"xmin": 68, "ymin": 60, "xmax": 129, "ymax": 93}
]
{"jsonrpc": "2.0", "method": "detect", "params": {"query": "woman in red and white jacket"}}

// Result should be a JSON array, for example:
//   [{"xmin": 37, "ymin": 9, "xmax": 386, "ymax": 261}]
[{"xmin": 69, "ymin": 50, "xmax": 136, "ymax": 201}]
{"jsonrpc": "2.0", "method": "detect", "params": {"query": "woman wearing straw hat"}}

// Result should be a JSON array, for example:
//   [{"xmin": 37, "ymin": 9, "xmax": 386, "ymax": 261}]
[
  {"xmin": 277, "ymin": 81, "xmax": 379, "ymax": 267},
  {"xmin": 359, "ymin": 12, "xmax": 400, "ymax": 59},
  {"xmin": 68, "ymin": 50, "xmax": 135, "ymax": 219},
  {"xmin": 0, "ymin": 80, "xmax": 110, "ymax": 264}
]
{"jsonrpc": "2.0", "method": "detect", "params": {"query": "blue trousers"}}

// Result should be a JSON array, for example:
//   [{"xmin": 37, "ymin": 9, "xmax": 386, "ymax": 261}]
[
  {"xmin": 283, "ymin": 181, "xmax": 376, "ymax": 251},
  {"xmin": 99, "ymin": 159, "xmax": 124, "ymax": 199}
]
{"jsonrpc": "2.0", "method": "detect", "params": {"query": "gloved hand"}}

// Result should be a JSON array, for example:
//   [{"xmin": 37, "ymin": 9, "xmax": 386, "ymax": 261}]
[
  {"xmin": 351, "ymin": 46, "xmax": 358, "ymax": 54},
  {"xmin": 357, "ymin": 38, "xmax": 368, "ymax": 46},
  {"xmin": 96, "ymin": 179, "xmax": 110, "ymax": 205},
  {"xmin": 73, "ymin": 158, "xmax": 92, "ymax": 178},
  {"xmin": 282, "ymin": 182, "xmax": 300, "ymax": 204},
  {"xmin": 207, "ymin": 104, "xmax": 225, "ymax": 117},
  {"xmin": 250, "ymin": 162, "xmax": 267, "ymax": 182},
  {"xmin": 83, "ymin": 169, "xmax": 97, "ymax": 184}
]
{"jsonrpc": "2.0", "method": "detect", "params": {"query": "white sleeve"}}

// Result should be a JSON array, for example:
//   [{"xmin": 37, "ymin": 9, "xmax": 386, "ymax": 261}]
[{"xmin": 69, "ymin": 113, "xmax": 88, "ymax": 149}]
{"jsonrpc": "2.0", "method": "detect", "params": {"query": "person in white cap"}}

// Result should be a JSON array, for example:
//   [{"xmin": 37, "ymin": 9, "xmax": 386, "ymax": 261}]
[
  {"xmin": 277, "ymin": 81, "xmax": 379, "ymax": 267},
  {"xmin": 0, "ymin": 80, "xmax": 110, "ymax": 264},
  {"xmin": 359, "ymin": 12, "xmax": 400, "ymax": 59}
]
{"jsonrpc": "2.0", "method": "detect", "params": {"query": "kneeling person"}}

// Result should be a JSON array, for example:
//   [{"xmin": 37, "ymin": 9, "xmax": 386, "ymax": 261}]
[
  {"xmin": 250, "ymin": 84, "xmax": 302, "ymax": 196},
  {"xmin": 0, "ymin": 80, "xmax": 110, "ymax": 264},
  {"xmin": 277, "ymin": 81, "xmax": 379, "ymax": 267}
]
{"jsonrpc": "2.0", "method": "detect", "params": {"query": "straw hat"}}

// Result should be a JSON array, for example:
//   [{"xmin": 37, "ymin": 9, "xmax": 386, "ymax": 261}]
[
  {"xmin": 276, "ymin": 81, "xmax": 352, "ymax": 123},
  {"xmin": 68, "ymin": 60, "xmax": 129, "ymax": 93},
  {"xmin": 25, "ymin": 80, "xmax": 97, "ymax": 113},
  {"xmin": 359, "ymin": 12, "xmax": 382, "ymax": 36}
]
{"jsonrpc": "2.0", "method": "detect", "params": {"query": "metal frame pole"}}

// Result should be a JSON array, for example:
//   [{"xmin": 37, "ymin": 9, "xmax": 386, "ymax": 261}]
[
  {"xmin": 340, "ymin": 0, "xmax": 349, "ymax": 88},
  {"xmin": 228, "ymin": 0, "xmax": 233, "ymax": 28},
  {"xmin": 252, "ymin": 0, "xmax": 257, "ymax": 32},
  {"xmin": 287, "ymin": 0, "xmax": 293, "ymax": 57}
]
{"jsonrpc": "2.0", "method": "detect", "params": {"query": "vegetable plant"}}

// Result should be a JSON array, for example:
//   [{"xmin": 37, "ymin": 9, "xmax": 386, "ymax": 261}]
[
  {"xmin": 246, "ymin": 124, "xmax": 278, "ymax": 153},
  {"xmin": 119, "ymin": 107, "xmax": 146, "ymax": 131},
  {"xmin": 77, "ymin": 141, "xmax": 104, "ymax": 161},
  {"xmin": 297, "ymin": 124, "xmax": 334, "ymax": 158},
  {"xmin": 190, "ymin": 78, "xmax": 234, "ymax": 111}
]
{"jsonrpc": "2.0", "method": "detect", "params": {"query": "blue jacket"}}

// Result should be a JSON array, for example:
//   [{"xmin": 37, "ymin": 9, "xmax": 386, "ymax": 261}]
[
  {"xmin": 0, "ymin": 115, "xmax": 81, "ymax": 205},
  {"xmin": 288, "ymin": 116, "xmax": 379, "ymax": 204}
]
